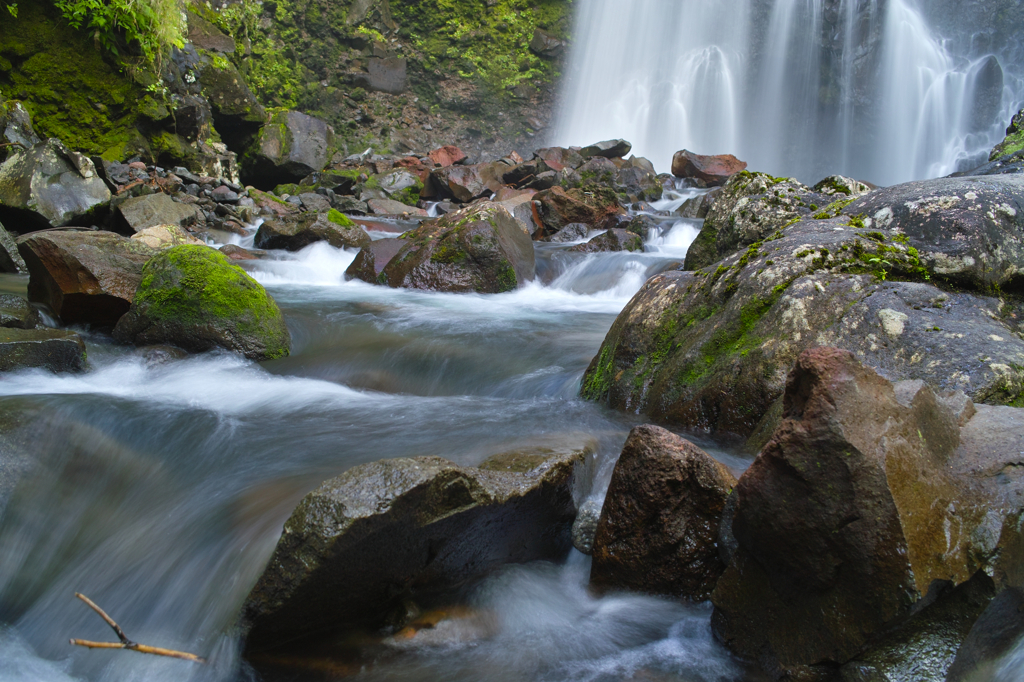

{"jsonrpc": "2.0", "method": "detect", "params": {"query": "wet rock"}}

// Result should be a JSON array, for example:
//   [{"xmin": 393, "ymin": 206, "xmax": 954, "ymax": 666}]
[
  {"xmin": 198, "ymin": 58, "xmax": 265, "ymax": 146},
  {"xmin": 710, "ymin": 348, "xmax": 1024, "ymax": 672},
  {"xmin": 254, "ymin": 212, "xmax": 371, "ymax": 251},
  {"xmin": 503, "ymin": 159, "xmax": 555, "ymax": 188},
  {"xmin": 295, "ymin": 192, "xmax": 330, "ymax": 213},
  {"xmin": 428, "ymin": 145, "xmax": 467, "ymax": 168},
  {"xmin": 567, "ymin": 228, "xmax": 643, "ymax": 253},
  {"xmin": 671, "ymin": 150, "xmax": 747, "ymax": 187},
  {"xmin": 0, "ymin": 100, "xmax": 41, "ymax": 149},
  {"xmin": 840, "ymin": 174, "xmax": 1024, "ymax": 290},
  {"xmin": 0, "ymin": 139, "xmax": 111, "ymax": 230},
  {"xmin": 946, "ymin": 587, "xmax": 1024, "ymax": 682},
  {"xmin": 533, "ymin": 185, "xmax": 625, "ymax": 238},
  {"xmin": 683, "ymin": 171, "xmax": 829, "ymax": 271},
  {"xmin": 129, "ymin": 225, "xmax": 205, "ymax": 250},
  {"xmin": 115, "ymin": 193, "xmax": 201, "ymax": 234},
  {"xmin": 17, "ymin": 230, "xmax": 156, "ymax": 326},
  {"xmin": 378, "ymin": 202, "xmax": 535, "ymax": 293},
  {"xmin": 529, "ymin": 28, "xmax": 565, "ymax": 58},
  {"xmin": 240, "ymin": 449, "xmax": 584, "ymax": 650},
  {"xmin": 580, "ymin": 139, "xmax": 632, "ymax": 160},
  {"xmin": 0, "ymin": 220, "xmax": 25, "ymax": 272},
  {"xmin": 112, "ymin": 245, "xmax": 290, "ymax": 361},
  {"xmin": 813, "ymin": 175, "xmax": 873, "ymax": 197},
  {"xmin": 242, "ymin": 110, "xmax": 334, "ymax": 189},
  {"xmin": 0, "ymin": 295, "xmax": 39, "ymax": 329},
  {"xmin": 428, "ymin": 162, "xmax": 505, "ymax": 203},
  {"xmin": 989, "ymin": 108, "xmax": 1024, "ymax": 161},
  {"xmin": 581, "ymin": 216, "xmax": 1024, "ymax": 439},
  {"xmin": 219, "ymin": 244, "xmax": 263, "ymax": 261},
  {"xmin": 615, "ymin": 166, "xmax": 663, "ymax": 202},
  {"xmin": 0, "ymin": 328, "xmax": 85, "ymax": 372},
  {"xmin": 366, "ymin": 198, "xmax": 428, "ymax": 216},
  {"xmin": 345, "ymin": 237, "xmax": 405, "ymax": 284},
  {"xmin": 591, "ymin": 425, "xmax": 737, "ymax": 601},
  {"xmin": 549, "ymin": 223, "xmax": 589, "ymax": 243},
  {"xmin": 572, "ymin": 499, "xmax": 601, "ymax": 555}
]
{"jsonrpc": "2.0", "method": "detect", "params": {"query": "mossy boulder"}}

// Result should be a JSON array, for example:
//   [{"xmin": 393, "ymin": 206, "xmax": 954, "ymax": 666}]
[
  {"xmin": 112, "ymin": 245, "xmax": 290, "ymax": 361},
  {"xmin": 682, "ymin": 171, "xmax": 837, "ymax": 271},
  {"xmin": 990, "ymin": 108, "xmax": 1024, "ymax": 161},
  {"xmin": 581, "ymin": 215, "xmax": 1024, "ymax": 441},
  {"xmin": 376, "ymin": 202, "xmax": 535, "ymax": 293},
  {"xmin": 253, "ymin": 210, "xmax": 371, "ymax": 251},
  {"xmin": 241, "ymin": 109, "xmax": 335, "ymax": 189}
]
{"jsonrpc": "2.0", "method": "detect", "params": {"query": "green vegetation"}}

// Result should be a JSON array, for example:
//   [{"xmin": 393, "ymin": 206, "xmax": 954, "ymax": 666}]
[
  {"xmin": 53, "ymin": 0, "xmax": 185, "ymax": 67},
  {"xmin": 327, "ymin": 208, "xmax": 356, "ymax": 228}
]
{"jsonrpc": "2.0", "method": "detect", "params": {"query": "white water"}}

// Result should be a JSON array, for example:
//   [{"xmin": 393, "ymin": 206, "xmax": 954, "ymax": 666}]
[{"xmin": 556, "ymin": 0, "xmax": 1023, "ymax": 185}]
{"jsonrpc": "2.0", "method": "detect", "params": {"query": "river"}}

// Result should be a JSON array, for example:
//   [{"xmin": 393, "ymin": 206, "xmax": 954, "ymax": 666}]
[{"xmin": 0, "ymin": 187, "xmax": 767, "ymax": 682}]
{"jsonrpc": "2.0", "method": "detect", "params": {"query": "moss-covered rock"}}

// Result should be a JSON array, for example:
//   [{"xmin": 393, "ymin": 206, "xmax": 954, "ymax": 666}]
[
  {"xmin": 241, "ymin": 108, "xmax": 335, "ymax": 188},
  {"xmin": 990, "ymin": 108, "xmax": 1024, "ymax": 161},
  {"xmin": 253, "ymin": 210, "xmax": 371, "ymax": 251},
  {"xmin": 112, "ymin": 244, "xmax": 290, "ymax": 360},
  {"xmin": 377, "ymin": 201, "xmax": 535, "ymax": 293}
]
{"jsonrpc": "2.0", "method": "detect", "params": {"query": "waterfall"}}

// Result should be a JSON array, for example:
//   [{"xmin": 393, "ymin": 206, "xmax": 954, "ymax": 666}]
[{"xmin": 555, "ymin": 0, "xmax": 1024, "ymax": 186}]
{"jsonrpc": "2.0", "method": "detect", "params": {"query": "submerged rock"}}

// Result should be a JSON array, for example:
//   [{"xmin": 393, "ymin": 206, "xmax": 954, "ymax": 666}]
[
  {"xmin": 710, "ymin": 348, "xmax": 1024, "ymax": 674},
  {"xmin": 591, "ymin": 425, "xmax": 736, "ymax": 601},
  {"xmin": 254, "ymin": 211, "xmax": 371, "ymax": 251},
  {"xmin": 241, "ymin": 448, "xmax": 585, "ymax": 651},
  {"xmin": 0, "ymin": 327, "xmax": 85, "ymax": 372},
  {"xmin": 375, "ymin": 202, "xmax": 535, "ymax": 293},
  {"xmin": 17, "ymin": 230, "xmax": 156, "ymax": 326},
  {"xmin": 0, "ymin": 139, "xmax": 111, "ymax": 230},
  {"xmin": 112, "ymin": 245, "xmax": 290, "ymax": 361},
  {"xmin": 671, "ymin": 150, "xmax": 747, "ymax": 187}
]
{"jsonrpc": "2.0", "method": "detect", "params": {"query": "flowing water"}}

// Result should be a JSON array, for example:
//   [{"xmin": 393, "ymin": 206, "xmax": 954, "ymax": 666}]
[
  {"xmin": 0, "ymin": 202, "xmax": 765, "ymax": 682},
  {"xmin": 556, "ymin": 0, "xmax": 1024, "ymax": 186}
]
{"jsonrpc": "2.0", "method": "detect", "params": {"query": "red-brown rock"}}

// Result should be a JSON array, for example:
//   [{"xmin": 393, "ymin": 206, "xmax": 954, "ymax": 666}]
[
  {"xmin": 427, "ymin": 163, "xmax": 505, "ymax": 203},
  {"xmin": 428, "ymin": 145, "xmax": 467, "ymax": 168},
  {"xmin": 591, "ymin": 425, "xmax": 737, "ymax": 601},
  {"xmin": 671, "ymin": 150, "xmax": 747, "ymax": 186},
  {"xmin": 533, "ymin": 185, "xmax": 624, "ymax": 238}
]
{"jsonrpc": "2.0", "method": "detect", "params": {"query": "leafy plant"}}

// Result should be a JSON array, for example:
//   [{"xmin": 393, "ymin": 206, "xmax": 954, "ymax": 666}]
[
  {"xmin": 53, "ymin": 0, "xmax": 185, "ymax": 67},
  {"xmin": 4, "ymin": 3, "xmax": 16, "ymax": 17}
]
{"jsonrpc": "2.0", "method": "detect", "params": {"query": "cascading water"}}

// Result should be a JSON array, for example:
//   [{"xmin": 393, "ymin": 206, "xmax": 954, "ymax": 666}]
[{"xmin": 556, "ymin": 0, "xmax": 1024, "ymax": 186}]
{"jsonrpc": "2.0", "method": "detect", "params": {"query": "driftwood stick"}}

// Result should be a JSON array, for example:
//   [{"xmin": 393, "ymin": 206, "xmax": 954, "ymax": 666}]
[{"xmin": 70, "ymin": 593, "xmax": 206, "ymax": 664}]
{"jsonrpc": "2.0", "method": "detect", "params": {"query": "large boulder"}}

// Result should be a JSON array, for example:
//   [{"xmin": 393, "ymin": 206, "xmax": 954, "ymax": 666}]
[
  {"xmin": 242, "ymin": 110, "xmax": 334, "ymax": 189},
  {"xmin": 533, "ymin": 185, "xmax": 624, "ymax": 238},
  {"xmin": 344, "ymin": 237, "xmax": 404, "ymax": 284},
  {"xmin": 112, "ymin": 245, "xmax": 290, "ymax": 361},
  {"xmin": 0, "ymin": 328, "xmax": 85, "ymax": 372},
  {"xmin": 671, "ymin": 150, "xmax": 747, "ymax": 186},
  {"xmin": 580, "ymin": 139, "xmax": 632, "ymax": 159},
  {"xmin": 581, "ymin": 215, "xmax": 1024, "ymax": 440},
  {"xmin": 0, "ymin": 139, "xmax": 111, "ymax": 231},
  {"xmin": 240, "ymin": 448, "xmax": 586, "ymax": 651},
  {"xmin": 114, "ymin": 193, "xmax": 202, "ymax": 235},
  {"xmin": 129, "ymin": 225, "xmax": 205, "ymax": 251},
  {"xmin": 840, "ymin": 174, "xmax": 1024, "ymax": 290},
  {"xmin": 254, "ymin": 211, "xmax": 371, "ymax": 251},
  {"xmin": 186, "ymin": 11, "xmax": 236, "ymax": 54},
  {"xmin": 376, "ymin": 202, "xmax": 535, "ymax": 293},
  {"xmin": 683, "ymin": 171, "xmax": 835, "ymax": 270},
  {"xmin": 17, "ymin": 231, "xmax": 156, "ymax": 325},
  {"xmin": 427, "ymin": 163, "xmax": 505, "ymax": 203},
  {"xmin": 198, "ymin": 57, "xmax": 265, "ymax": 145},
  {"xmin": 710, "ymin": 348, "xmax": 1024, "ymax": 674},
  {"xmin": 591, "ymin": 425, "xmax": 737, "ymax": 601},
  {"xmin": 428, "ymin": 145, "xmax": 467, "ymax": 168}
]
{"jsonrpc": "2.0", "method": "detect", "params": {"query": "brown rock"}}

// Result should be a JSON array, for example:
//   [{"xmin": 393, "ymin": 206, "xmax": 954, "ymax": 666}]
[
  {"xmin": 533, "ymin": 185, "xmax": 624, "ymax": 238},
  {"xmin": 366, "ymin": 198, "xmax": 428, "ymax": 216},
  {"xmin": 711, "ymin": 348, "xmax": 1023, "ymax": 672},
  {"xmin": 427, "ymin": 163, "xmax": 505, "ymax": 203},
  {"xmin": 219, "ymin": 244, "xmax": 262, "ymax": 261},
  {"xmin": 671, "ymin": 150, "xmax": 747, "ymax": 186},
  {"xmin": 17, "ymin": 231, "xmax": 156, "ymax": 325},
  {"xmin": 345, "ymin": 238, "xmax": 404, "ymax": 284},
  {"xmin": 253, "ymin": 213, "xmax": 371, "ymax": 251},
  {"xmin": 567, "ymin": 228, "xmax": 643, "ymax": 254},
  {"xmin": 591, "ymin": 425, "xmax": 737, "ymax": 600},
  {"xmin": 428, "ymin": 145, "xmax": 467, "ymax": 168}
]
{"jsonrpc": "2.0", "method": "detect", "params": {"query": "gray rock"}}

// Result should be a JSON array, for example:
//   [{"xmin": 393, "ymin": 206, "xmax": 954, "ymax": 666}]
[
  {"xmin": 115, "ymin": 193, "xmax": 201, "ymax": 234},
  {"xmin": 571, "ymin": 499, "xmax": 601, "ymax": 555},
  {"xmin": 242, "ymin": 110, "xmax": 335, "ymax": 188},
  {"xmin": 359, "ymin": 57, "xmax": 407, "ymax": 94},
  {"xmin": 568, "ymin": 227, "xmax": 643, "ymax": 253},
  {"xmin": 0, "ymin": 100, "xmax": 41, "ymax": 149},
  {"xmin": 240, "ymin": 449, "xmax": 584, "ymax": 650},
  {"xmin": 0, "ymin": 295, "xmax": 39, "ymax": 329},
  {"xmin": 580, "ymin": 139, "xmax": 632, "ymax": 159},
  {"xmin": 946, "ymin": 587, "xmax": 1024, "ymax": 682},
  {"xmin": 529, "ymin": 28, "xmax": 565, "ymax": 58},
  {"xmin": 297, "ymin": 192, "xmax": 330, "ymax": 213},
  {"xmin": 842, "ymin": 174, "xmax": 1024, "ymax": 290},
  {"xmin": 345, "ymin": 237, "xmax": 405, "ymax": 284},
  {"xmin": 185, "ymin": 11, "xmax": 236, "ymax": 54},
  {"xmin": 549, "ymin": 223, "xmax": 590, "ymax": 243},
  {"xmin": 0, "ymin": 328, "xmax": 85, "ymax": 372},
  {"xmin": 0, "ymin": 139, "xmax": 111, "ymax": 229},
  {"xmin": 0, "ymin": 219, "xmax": 26, "ymax": 272}
]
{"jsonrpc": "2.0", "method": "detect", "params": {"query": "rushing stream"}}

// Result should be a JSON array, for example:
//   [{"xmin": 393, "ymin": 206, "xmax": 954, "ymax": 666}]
[{"xmin": 0, "ymin": 191, "xmax": 767, "ymax": 682}]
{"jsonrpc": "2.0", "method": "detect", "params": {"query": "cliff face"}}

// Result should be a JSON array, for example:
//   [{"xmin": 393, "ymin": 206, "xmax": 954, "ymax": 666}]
[{"xmin": 0, "ymin": 0, "xmax": 573, "ymax": 167}]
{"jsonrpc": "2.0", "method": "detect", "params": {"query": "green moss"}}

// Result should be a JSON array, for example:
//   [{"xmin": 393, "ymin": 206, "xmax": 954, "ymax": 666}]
[
  {"xmin": 430, "ymin": 240, "xmax": 468, "ymax": 264},
  {"xmin": 494, "ymin": 259, "xmax": 517, "ymax": 292},
  {"xmin": 991, "ymin": 128, "xmax": 1024, "ymax": 161},
  {"xmin": 813, "ymin": 197, "xmax": 856, "ymax": 219},
  {"xmin": 134, "ymin": 245, "xmax": 289, "ymax": 359},
  {"xmin": 327, "ymin": 209, "xmax": 355, "ymax": 227},
  {"xmin": 581, "ymin": 343, "xmax": 616, "ymax": 401},
  {"xmin": 273, "ymin": 183, "xmax": 302, "ymax": 196}
]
